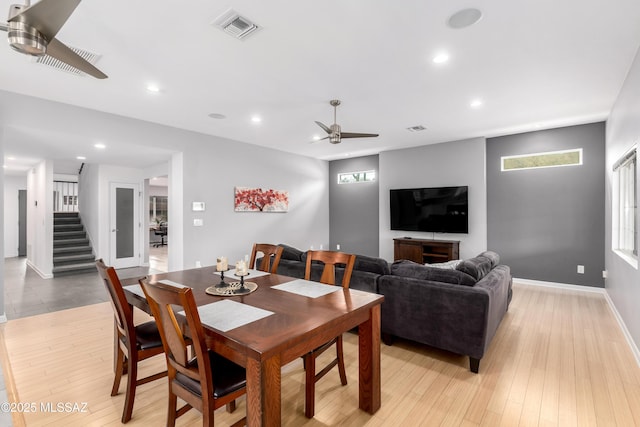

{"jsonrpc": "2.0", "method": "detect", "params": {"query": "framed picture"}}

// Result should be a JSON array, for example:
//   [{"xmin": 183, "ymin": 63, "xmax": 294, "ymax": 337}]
[{"xmin": 234, "ymin": 187, "xmax": 289, "ymax": 212}]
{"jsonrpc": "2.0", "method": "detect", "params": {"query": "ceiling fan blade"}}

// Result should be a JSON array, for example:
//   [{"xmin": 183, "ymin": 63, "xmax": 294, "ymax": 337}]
[
  {"xmin": 340, "ymin": 132, "xmax": 379, "ymax": 139},
  {"xmin": 309, "ymin": 136, "xmax": 329, "ymax": 144},
  {"xmin": 46, "ymin": 38, "xmax": 108, "ymax": 79},
  {"xmin": 9, "ymin": 0, "xmax": 81, "ymax": 41},
  {"xmin": 315, "ymin": 121, "xmax": 332, "ymax": 134}
]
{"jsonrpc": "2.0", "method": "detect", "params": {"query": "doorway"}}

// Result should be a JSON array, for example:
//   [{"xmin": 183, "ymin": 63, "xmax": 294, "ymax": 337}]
[{"xmin": 109, "ymin": 182, "xmax": 140, "ymax": 269}]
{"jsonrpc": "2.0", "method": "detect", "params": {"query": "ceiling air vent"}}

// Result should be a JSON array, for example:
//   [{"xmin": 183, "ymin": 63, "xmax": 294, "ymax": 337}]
[
  {"xmin": 34, "ymin": 46, "xmax": 101, "ymax": 77},
  {"xmin": 213, "ymin": 9, "xmax": 261, "ymax": 40},
  {"xmin": 407, "ymin": 125, "xmax": 427, "ymax": 132}
]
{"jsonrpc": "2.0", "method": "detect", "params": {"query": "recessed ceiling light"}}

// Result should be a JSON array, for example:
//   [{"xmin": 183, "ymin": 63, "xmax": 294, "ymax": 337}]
[
  {"xmin": 448, "ymin": 8, "xmax": 483, "ymax": 29},
  {"xmin": 432, "ymin": 53, "xmax": 449, "ymax": 64},
  {"xmin": 94, "ymin": 143, "xmax": 106, "ymax": 149},
  {"xmin": 470, "ymin": 99, "xmax": 483, "ymax": 108},
  {"xmin": 208, "ymin": 113, "xmax": 226, "ymax": 119},
  {"xmin": 2, "ymin": 165, "xmax": 6, "ymax": 169},
  {"xmin": 7, "ymin": 156, "xmax": 15, "ymax": 160},
  {"xmin": 77, "ymin": 156, "xmax": 86, "ymax": 160},
  {"xmin": 312, "ymin": 135, "xmax": 321, "ymax": 141},
  {"xmin": 251, "ymin": 116, "xmax": 262, "ymax": 123},
  {"xmin": 146, "ymin": 84, "xmax": 160, "ymax": 93}
]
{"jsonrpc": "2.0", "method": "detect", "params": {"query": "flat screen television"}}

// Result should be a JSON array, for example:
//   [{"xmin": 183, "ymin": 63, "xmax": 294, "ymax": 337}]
[{"xmin": 390, "ymin": 186, "xmax": 468, "ymax": 233}]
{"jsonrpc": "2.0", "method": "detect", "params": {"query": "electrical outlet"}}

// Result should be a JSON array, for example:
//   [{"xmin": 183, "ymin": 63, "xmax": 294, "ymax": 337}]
[
  {"xmin": 577, "ymin": 265, "xmax": 584, "ymax": 274},
  {"xmin": 195, "ymin": 261, "xmax": 202, "ymax": 268},
  {"xmin": 602, "ymin": 270, "xmax": 608, "ymax": 279},
  {"xmin": 337, "ymin": 244, "xmax": 341, "ymax": 250}
]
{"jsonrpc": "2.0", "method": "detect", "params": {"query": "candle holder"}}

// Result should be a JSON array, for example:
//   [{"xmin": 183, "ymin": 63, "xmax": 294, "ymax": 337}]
[
  {"xmin": 232, "ymin": 271, "xmax": 251, "ymax": 295},
  {"xmin": 215, "ymin": 268, "xmax": 229, "ymax": 288}
]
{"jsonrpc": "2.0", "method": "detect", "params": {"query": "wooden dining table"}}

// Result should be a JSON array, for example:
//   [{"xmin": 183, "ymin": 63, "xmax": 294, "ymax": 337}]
[{"xmin": 123, "ymin": 266, "xmax": 384, "ymax": 427}]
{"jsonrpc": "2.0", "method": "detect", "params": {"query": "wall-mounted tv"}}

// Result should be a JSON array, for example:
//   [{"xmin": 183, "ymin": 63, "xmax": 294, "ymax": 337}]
[{"xmin": 390, "ymin": 186, "xmax": 468, "ymax": 233}]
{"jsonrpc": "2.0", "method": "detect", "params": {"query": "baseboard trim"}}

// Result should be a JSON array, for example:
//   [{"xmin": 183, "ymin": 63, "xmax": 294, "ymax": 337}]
[
  {"xmin": 514, "ymin": 277, "xmax": 640, "ymax": 368},
  {"xmin": 513, "ymin": 277, "xmax": 606, "ymax": 294},
  {"xmin": 25, "ymin": 260, "xmax": 53, "ymax": 279}
]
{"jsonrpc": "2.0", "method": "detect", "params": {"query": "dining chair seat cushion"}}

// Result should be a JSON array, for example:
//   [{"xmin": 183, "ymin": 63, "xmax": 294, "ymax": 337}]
[
  {"xmin": 174, "ymin": 351, "xmax": 246, "ymax": 398},
  {"xmin": 133, "ymin": 321, "xmax": 164, "ymax": 350}
]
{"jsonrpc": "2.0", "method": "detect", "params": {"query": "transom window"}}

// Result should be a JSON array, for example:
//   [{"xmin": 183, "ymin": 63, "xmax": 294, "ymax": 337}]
[
  {"xmin": 337, "ymin": 170, "xmax": 376, "ymax": 184},
  {"xmin": 501, "ymin": 148, "xmax": 583, "ymax": 171}
]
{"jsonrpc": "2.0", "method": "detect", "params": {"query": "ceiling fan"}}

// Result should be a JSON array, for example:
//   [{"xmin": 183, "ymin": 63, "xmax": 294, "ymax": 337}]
[
  {"xmin": 0, "ymin": 0, "xmax": 107, "ymax": 79},
  {"xmin": 314, "ymin": 99, "xmax": 379, "ymax": 144}
]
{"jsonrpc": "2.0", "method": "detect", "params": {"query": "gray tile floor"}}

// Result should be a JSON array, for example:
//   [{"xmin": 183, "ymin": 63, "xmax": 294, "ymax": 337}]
[
  {"xmin": 0, "ymin": 249, "xmax": 167, "ymax": 427},
  {"xmin": 3, "ymin": 257, "xmax": 157, "ymax": 320}
]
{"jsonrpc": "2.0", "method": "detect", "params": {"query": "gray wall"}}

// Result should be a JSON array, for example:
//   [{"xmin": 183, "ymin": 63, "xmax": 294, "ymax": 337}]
[
  {"xmin": 605, "ymin": 46, "xmax": 640, "ymax": 354},
  {"xmin": 379, "ymin": 138, "xmax": 488, "ymax": 261},
  {"xmin": 329, "ymin": 155, "xmax": 379, "ymax": 256},
  {"xmin": 486, "ymin": 122, "xmax": 606, "ymax": 287}
]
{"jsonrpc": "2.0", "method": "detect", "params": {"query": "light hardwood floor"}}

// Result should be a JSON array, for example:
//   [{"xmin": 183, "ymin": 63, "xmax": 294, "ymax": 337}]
[{"xmin": 1, "ymin": 282, "xmax": 639, "ymax": 426}]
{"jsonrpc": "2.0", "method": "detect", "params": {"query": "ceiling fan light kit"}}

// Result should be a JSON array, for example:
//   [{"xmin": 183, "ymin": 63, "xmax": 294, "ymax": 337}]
[{"xmin": 8, "ymin": 12, "xmax": 47, "ymax": 56}]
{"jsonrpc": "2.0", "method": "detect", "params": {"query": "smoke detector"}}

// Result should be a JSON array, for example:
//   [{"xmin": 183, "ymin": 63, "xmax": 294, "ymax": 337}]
[{"xmin": 213, "ymin": 9, "xmax": 261, "ymax": 40}]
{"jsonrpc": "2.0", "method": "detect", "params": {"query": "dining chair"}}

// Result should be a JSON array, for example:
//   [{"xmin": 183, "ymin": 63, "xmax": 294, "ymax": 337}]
[
  {"xmin": 140, "ymin": 280, "xmax": 247, "ymax": 427},
  {"xmin": 302, "ymin": 250, "xmax": 356, "ymax": 418},
  {"xmin": 249, "ymin": 243, "xmax": 284, "ymax": 273},
  {"xmin": 95, "ymin": 259, "xmax": 167, "ymax": 423}
]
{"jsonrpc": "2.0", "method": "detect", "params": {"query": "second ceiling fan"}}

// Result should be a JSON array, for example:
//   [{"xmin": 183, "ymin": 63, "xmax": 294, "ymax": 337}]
[{"xmin": 315, "ymin": 99, "xmax": 378, "ymax": 144}]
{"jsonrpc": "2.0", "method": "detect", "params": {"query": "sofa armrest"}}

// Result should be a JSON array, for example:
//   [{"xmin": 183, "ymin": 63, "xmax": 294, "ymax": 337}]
[
  {"xmin": 379, "ymin": 276, "xmax": 490, "ymax": 360},
  {"xmin": 474, "ymin": 264, "xmax": 511, "ymax": 352}
]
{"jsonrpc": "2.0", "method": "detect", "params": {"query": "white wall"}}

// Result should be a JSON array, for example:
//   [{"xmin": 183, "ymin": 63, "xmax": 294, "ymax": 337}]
[
  {"xmin": 179, "ymin": 137, "xmax": 329, "ymax": 269},
  {"xmin": 379, "ymin": 138, "xmax": 487, "ymax": 261},
  {"xmin": 26, "ymin": 160, "xmax": 54, "ymax": 277},
  {"xmin": 0, "ymin": 129, "xmax": 5, "ymax": 321},
  {"xmin": 605, "ymin": 45, "xmax": 640, "ymax": 354},
  {"xmin": 3, "ymin": 175, "xmax": 27, "ymax": 258},
  {"xmin": 78, "ymin": 163, "xmax": 101, "ymax": 258}
]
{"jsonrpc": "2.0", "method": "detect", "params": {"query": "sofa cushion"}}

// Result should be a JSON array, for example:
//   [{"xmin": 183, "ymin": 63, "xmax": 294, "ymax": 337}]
[
  {"xmin": 278, "ymin": 244, "xmax": 304, "ymax": 261},
  {"xmin": 478, "ymin": 251, "xmax": 500, "ymax": 269},
  {"xmin": 456, "ymin": 255, "xmax": 493, "ymax": 281},
  {"xmin": 426, "ymin": 259, "xmax": 462, "ymax": 270},
  {"xmin": 354, "ymin": 254, "xmax": 390, "ymax": 275},
  {"xmin": 391, "ymin": 260, "xmax": 476, "ymax": 287}
]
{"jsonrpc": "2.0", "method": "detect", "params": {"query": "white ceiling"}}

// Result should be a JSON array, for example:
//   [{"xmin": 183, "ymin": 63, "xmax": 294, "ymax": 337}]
[{"xmin": 2, "ymin": 0, "xmax": 640, "ymax": 175}]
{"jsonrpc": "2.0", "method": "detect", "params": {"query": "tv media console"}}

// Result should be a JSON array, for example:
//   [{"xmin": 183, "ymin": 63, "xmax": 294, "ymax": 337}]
[{"xmin": 393, "ymin": 238, "xmax": 460, "ymax": 264}]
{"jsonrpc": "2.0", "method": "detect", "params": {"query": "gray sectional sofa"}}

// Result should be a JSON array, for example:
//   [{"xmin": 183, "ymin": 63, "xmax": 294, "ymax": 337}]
[{"xmin": 272, "ymin": 244, "xmax": 512, "ymax": 373}]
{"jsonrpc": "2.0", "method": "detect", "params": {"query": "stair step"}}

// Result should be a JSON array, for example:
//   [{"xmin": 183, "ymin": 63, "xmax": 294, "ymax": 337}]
[
  {"xmin": 54, "ymin": 226, "xmax": 84, "ymax": 233},
  {"xmin": 54, "ymin": 231, "xmax": 87, "ymax": 239},
  {"xmin": 54, "ymin": 238, "xmax": 90, "ymax": 248},
  {"xmin": 54, "ymin": 212, "xmax": 79, "ymax": 218},
  {"xmin": 53, "ymin": 246, "xmax": 93, "ymax": 255},
  {"xmin": 52, "ymin": 262, "xmax": 97, "ymax": 277},
  {"xmin": 53, "ymin": 253, "xmax": 95, "ymax": 265},
  {"xmin": 54, "ymin": 217, "xmax": 81, "ymax": 224}
]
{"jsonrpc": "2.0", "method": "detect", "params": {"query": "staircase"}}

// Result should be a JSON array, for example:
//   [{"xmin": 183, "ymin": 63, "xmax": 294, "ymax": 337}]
[{"xmin": 53, "ymin": 212, "xmax": 96, "ymax": 276}]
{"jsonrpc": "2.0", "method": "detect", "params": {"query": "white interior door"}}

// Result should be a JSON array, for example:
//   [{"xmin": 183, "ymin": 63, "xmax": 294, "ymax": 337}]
[{"xmin": 110, "ymin": 183, "xmax": 140, "ymax": 268}]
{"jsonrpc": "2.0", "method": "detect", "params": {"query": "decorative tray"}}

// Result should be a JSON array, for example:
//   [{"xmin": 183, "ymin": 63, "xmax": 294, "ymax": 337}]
[{"xmin": 205, "ymin": 281, "xmax": 258, "ymax": 296}]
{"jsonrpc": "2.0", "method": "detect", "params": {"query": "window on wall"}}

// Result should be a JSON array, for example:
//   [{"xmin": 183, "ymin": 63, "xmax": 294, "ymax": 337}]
[
  {"xmin": 337, "ymin": 170, "xmax": 376, "ymax": 184},
  {"xmin": 613, "ymin": 147, "xmax": 637, "ymax": 267},
  {"xmin": 501, "ymin": 148, "xmax": 583, "ymax": 171},
  {"xmin": 150, "ymin": 196, "xmax": 168, "ymax": 226}
]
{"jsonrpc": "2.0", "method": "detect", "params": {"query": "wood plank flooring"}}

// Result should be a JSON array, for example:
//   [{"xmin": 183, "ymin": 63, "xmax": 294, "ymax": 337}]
[{"xmin": 1, "ymin": 282, "xmax": 639, "ymax": 426}]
